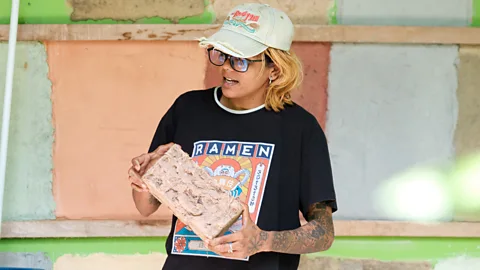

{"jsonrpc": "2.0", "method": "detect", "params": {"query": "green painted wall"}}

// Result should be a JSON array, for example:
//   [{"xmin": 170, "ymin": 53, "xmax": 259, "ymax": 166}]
[
  {"xmin": 0, "ymin": 0, "xmax": 214, "ymax": 24},
  {"xmin": 0, "ymin": 0, "xmax": 478, "ymax": 26},
  {"xmin": 1, "ymin": 237, "xmax": 480, "ymax": 266},
  {"xmin": 1, "ymin": 1, "xmax": 479, "ymax": 269},
  {"xmin": 0, "ymin": 42, "xmax": 56, "ymax": 221},
  {"xmin": 474, "ymin": 0, "xmax": 480, "ymax": 26}
]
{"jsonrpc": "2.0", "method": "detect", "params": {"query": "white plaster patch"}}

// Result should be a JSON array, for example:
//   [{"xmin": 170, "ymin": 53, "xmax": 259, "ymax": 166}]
[
  {"xmin": 336, "ymin": 0, "xmax": 472, "ymax": 26},
  {"xmin": 0, "ymin": 252, "xmax": 52, "ymax": 269},
  {"xmin": 326, "ymin": 43, "xmax": 459, "ymax": 220},
  {"xmin": 435, "ymin": 256, "xmax": 480, "ymax": 270},
  {"xmin": 53, "ymin": 253, "xmax": 167, "ymax": 270}
]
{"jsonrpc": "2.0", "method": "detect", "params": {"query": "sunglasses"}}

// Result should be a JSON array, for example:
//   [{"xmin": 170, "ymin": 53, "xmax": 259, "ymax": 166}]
[{"xmin": 207, "ymin": 47, "xmax": 264, "ymax": 73}]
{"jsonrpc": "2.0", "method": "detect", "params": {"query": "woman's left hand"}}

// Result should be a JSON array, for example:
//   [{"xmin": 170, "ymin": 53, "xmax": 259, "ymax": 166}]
[{"xmin": 204, "ymin": 203, "xmax": 270, "ymax": 259}]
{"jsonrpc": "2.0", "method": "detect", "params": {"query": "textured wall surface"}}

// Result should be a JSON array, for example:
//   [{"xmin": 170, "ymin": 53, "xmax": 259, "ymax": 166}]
[
  {"xmin": 3, "ymin": 0, "xmax": 478, "ymax": 26},
  {"xmin": 2, "ymin": 236, "xmax": 480, "ymax": 269},
  {"xmin": 212, "ymin": 0, "xmax": 334, "ymax": 24},
  {"xmin": 54, "ymin": 253, "xmax": 167, "ymax": 270},
  {"xmin": 474, "ymin": 0, "xmax": 480, "ymax": 25},
  {"xmin": 289, "ymin": 43, "xmax": 331, "ymax": 129},
  {"xmin": 435, "ymin": 257, "xmax": 480, "ymax": 270},
  {"xmin": 454, "ymin": 46, "xmax": 480, "ymax": 157},
  {"xmin": 0, "ymin": 252, "xmax": 53, "ymax": 269},
  {"xmin": 52, "ymin": 254, "xmax": 433, "ymax": 270},
  {"xmin": 299, "ymin": 256, "xmax": 432, "ymax": 270},
  {"xmin": 68, "ymin": 0, "xmax": 206, "ymax": 22},
  {"xmin": 48, "ymin": 41, "xmax": 206, "ymax": 219},
  {"xmin": 335, "ymin": 0, "xmax": 473, "ymax": 26},
  {"xmin": 326, "ymin": 44, "xmax": 459, "ymax": 220},
  {"xmin": 1, "ymin": 0, "xmax": 480, "ymax": 269},
  {"xmin": 0, "ymin": 42, "xmax": 56, "ymax": 221},
  {"xmin": 0, "ymin": 0, "xmax": 214, "ymax": 24}
]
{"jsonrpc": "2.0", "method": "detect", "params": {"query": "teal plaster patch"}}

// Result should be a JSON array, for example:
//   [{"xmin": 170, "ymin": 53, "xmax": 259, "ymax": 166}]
[{"xmin": 0, "ymin": 42, "xmax": 56, "ymax": 221}]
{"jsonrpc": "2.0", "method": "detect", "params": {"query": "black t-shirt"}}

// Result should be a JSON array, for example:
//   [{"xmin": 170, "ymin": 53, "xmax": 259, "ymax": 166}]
[{"xmin": 148, "ymin": 87, "xmax": 337, "ymax": 270}]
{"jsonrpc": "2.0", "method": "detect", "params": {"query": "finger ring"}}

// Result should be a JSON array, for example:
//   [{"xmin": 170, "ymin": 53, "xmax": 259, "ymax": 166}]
[{"xmin": 228, "ymin": 243, "xmax": 233, "ymax": 253}]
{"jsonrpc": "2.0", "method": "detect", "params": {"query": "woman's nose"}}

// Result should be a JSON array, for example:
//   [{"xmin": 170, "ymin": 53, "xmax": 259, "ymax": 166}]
[{"xmin": 221, "ymin": 60, "xmax": 233, "ymax": 72}]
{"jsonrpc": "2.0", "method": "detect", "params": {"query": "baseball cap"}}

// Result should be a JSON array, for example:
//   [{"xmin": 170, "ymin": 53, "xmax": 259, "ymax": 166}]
[{"xmin": 198, "ymin": 3, "xmax": 294, "ymax": 58}]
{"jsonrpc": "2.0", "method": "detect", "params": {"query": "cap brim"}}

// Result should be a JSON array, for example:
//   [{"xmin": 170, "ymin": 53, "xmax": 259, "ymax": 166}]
[{"xmin": 198, "ymin": 28, "xmax": 268, "ymax": 58}]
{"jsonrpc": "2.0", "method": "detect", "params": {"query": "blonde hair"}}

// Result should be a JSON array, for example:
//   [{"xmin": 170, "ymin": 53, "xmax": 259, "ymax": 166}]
[{"xmin": 260, "ymin": 47, "xmax": 303, "ymax": 112}]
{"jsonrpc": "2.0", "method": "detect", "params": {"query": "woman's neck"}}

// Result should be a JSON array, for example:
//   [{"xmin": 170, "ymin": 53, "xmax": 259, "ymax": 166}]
[{"xmin": 220, "ymin": 89, "xmax": 266, "ymax": 111}]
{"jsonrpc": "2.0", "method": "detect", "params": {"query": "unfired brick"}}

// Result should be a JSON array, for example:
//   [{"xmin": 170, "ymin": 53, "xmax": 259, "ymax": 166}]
[
  {"xmin": 142, "ymin": 144, "xmax": 243, "ymax": 240},
  {"xmin": 212, "ymin": 0, "xmax": 333, "ymax": 24},
  {"xmin": 454, "ymin": 46, "xmax": 480, "ymax": 157},
  {"xmin": 68, "ymin": 0, "xmax": 205, "ymax": 22}
]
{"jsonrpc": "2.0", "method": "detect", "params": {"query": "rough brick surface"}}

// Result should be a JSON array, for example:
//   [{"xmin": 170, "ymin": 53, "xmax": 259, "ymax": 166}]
[
  {"xmin": 68, "ymin": 0, "xmax": 205, "ymax": 22},
  {"xmin": 298, "ymin": 256, "xmax": 432, "ymax": 270},
  {"xmin": 454, "ymin": 45, "xmax": 480, "ymax": 158},
  {"xmin": 142, "ymin": 144, "xmax": 243, "ymax": 240},
  {"xmin": 212, "ymin": 0, "xmax": 333, "ymax": 24}
]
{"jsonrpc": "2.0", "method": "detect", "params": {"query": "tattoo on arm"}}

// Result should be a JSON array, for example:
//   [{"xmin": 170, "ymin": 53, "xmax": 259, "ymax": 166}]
[
  {"xmin": 268, "ymin": 202, "xmax": 334, "ymax": 254},
  {"xmin": 247, "ymin": 230, "xmax": 269, "ymax": 255}
]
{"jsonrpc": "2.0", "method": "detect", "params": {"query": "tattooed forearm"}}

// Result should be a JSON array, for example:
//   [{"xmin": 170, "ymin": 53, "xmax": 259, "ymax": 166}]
[
  {"xmin": 266, "ymin": 202, "xmax": 334, "ymax": 254},
  {"xmin": 247, "ymin": 230, "xmax": 269, "ymax": 255}
]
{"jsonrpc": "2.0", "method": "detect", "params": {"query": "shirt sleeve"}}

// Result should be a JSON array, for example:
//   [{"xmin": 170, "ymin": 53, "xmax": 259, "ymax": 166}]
[
  {"xmin": 147, "ymin": 99, "xmax": 177, "ymax": 153},
  {"xmin": 299, "ymin": 115, "xmax": 338, "ymax": 219}
]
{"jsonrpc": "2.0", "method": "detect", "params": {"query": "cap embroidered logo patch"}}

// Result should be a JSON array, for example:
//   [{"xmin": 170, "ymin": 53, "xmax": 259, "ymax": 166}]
[{"xmin": 224, "ymin": 10, "xmax": 261, "ymax": 33}]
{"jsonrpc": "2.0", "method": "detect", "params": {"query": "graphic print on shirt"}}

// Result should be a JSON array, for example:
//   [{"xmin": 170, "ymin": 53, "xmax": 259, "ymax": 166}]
[{"xmin": 171, "ymin": 140, "xmax": 275, "ymax": 261}]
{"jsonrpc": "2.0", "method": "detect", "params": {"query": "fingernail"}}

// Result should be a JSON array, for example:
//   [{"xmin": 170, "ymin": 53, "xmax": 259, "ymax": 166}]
[
  {"xmin": 142, "ymin": 184, "xmax": 147, "ymax": 188},
  {"xmin": 135, "ymin": 160, "xmax": 141, "ymax": 170}
]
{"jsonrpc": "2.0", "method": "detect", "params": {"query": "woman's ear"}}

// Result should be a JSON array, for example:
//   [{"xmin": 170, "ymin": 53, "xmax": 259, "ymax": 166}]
[{"xmin": 269, "ymin": 65, "xmax": 280, "ymax": 80}]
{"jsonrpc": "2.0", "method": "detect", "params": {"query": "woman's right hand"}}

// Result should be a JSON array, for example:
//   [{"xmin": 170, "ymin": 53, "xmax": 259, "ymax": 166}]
[{"xmin": 128, "ymin": 142, "xmax": 174, "ymax": 192}]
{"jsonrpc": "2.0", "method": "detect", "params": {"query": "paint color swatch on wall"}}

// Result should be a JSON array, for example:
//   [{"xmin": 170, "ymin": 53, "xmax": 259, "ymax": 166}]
[
  {"xmin": 48, "ymin": 41, "xmax": 207, "ymax": 220},
  {"xmin": 0, "ymin": 42, "xmax": 56, "ymax": 221},
  {"xmin": 326, "ymin": 43, "xmax": 458, "ymax": 220},
  {"xmin": 335, "ymin": 0, "xmax": 473, "ymax": 26}
]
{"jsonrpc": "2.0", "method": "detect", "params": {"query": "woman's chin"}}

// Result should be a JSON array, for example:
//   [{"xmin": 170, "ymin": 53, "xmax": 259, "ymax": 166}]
[{"xmin": 221, "ymin": 84, "xmax": 240, "ymax": 98}]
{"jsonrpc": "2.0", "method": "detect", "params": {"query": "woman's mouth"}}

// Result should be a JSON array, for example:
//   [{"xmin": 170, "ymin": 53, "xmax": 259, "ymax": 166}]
[{"xmin": 223, "ymin": 77, "xmax": 239, "ymax": 87}]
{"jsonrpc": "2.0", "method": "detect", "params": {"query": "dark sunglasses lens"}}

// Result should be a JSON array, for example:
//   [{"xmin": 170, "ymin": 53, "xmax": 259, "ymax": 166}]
[
  {"xmin": 231, "ymin": 57, "xmax": 248, "ymax": 72},
  {"xmin": 209, "ymin": 49, "xmax": 226, "ymax": 65}
]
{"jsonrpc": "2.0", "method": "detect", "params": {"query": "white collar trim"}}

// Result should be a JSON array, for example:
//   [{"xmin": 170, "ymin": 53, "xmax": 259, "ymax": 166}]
[{"xmin": 214, "ymin": 87, "xmax": 265, "ymax": 114}]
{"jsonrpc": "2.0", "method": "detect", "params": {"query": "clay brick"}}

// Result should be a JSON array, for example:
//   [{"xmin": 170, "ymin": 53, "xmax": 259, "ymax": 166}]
[
  {"xmin": 298, "ymin": 256, "xmax": 432, "ymax": 270},
  {"xmin": 211, "ymin": 0, "xmax": 333, "ymax": 24},
  {"xmin": 298, "ymin": 256, "xmax": 342, "ymax": 270},
  {"xmin": 68, "ymin": 0, "xmax": 205, "ymax": 22},
  {"xmin": 454, "ymin": 45, "xmax": 480, "ymax": 157},
  {"xmin": 362, "ymin": 260, "xmax": 432, "ymax": 270},
  {"xmin": 141, "ymin": 144, "xmax": 243, "ymax": 240}
]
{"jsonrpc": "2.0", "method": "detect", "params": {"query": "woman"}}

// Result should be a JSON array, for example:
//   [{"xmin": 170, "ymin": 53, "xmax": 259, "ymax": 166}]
[{"xmin": 128, "ymin": 3, "xmax": 337, "ymax": 270}]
